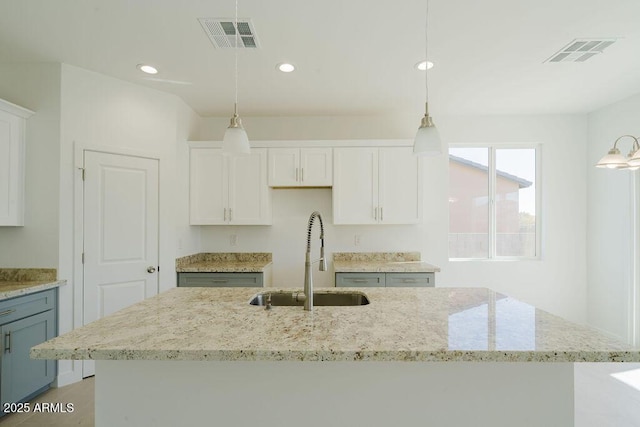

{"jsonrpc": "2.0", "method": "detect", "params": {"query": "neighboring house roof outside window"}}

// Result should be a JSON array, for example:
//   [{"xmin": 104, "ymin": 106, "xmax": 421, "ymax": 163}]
[{"xmin": 449, "ymin": 155, "xmax": 532, "ymax": 189}]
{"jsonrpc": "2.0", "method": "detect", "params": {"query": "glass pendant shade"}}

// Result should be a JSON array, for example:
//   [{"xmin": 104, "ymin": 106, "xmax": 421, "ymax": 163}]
[
  {"xmin": 413, "ymin": 118, "xmax": 442, "ymax": 156},
  {"xmin": 413, "ymin": 101, "xmax": 441, "ymax": 155},
  {"xmin": 222, "ymin": 113, "xmax": 250, "ymax": 155},
  {"xmin": 628, "ymin": 149, "xmax": 640, "ymax": 167},
  {"xmin": 596, "ymin": 135, "xmax": 640, "ymax": 170},
  {"xmin": 595, "ymin": 147, "xmax": 628, "ymax": 169}
]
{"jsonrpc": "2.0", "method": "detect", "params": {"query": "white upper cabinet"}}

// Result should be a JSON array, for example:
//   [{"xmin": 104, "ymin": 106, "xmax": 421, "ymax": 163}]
[
  {"xmin": 333, "ymin": 146, "xmax": 421, "ymax": 225},
  {"xmin": 268, "ymin": 147, "xmax": 332, "ymax": 187},
  {"xmin": 0, "ymin": 99, "xmax": 34, "ymax": 226},
  {"xmin": 190, "ymin": 148, "xmax": 271, "ymax": 225}
]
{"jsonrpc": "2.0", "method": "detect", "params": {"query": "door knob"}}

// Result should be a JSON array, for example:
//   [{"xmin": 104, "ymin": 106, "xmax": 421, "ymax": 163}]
[{"xmin": 147, "ymin": 266, "xmax": 157, "ymax": 273}]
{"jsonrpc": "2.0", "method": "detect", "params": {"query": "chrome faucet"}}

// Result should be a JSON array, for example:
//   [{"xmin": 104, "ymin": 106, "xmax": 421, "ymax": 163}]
[{"xmin": 303, "ymin": 211, "xmax": 327, "ymax": 311}]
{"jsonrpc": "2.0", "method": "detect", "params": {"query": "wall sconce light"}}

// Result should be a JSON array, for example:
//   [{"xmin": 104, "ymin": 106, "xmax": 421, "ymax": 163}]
[{"xmin": 596, "ymin": 135, "xmax": 640, "ymax": 171}]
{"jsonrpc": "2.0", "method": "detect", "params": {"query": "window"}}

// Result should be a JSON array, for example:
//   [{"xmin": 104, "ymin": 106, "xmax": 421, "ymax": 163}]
[{"xmin": 448, "ymin": 146, "xmax": 539, "ymax": 259}]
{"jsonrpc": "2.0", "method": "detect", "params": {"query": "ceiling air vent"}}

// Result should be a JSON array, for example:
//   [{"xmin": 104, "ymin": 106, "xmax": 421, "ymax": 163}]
[
  {"xmin": 545, "ymin": 39, "xmax": 616, "ymax": 63},
  {"xmin": 198, "ymin": 18, "xmax": 260, "ymax": 49}
]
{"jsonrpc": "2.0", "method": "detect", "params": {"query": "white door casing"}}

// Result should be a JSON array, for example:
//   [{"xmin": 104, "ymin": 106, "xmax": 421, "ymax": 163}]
[{"xmin": 82, "ymin": 151, "xmax": 159, "ymax": 376}]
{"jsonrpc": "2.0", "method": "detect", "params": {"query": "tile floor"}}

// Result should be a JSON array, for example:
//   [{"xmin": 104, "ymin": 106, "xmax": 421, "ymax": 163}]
[{"xmin": 1, "ymin": 364, "xmax": 640, "ymax": 426}]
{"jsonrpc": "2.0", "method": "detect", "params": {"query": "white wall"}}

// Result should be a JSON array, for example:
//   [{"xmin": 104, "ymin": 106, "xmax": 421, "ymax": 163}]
[
  {"xmin": 586, "ymin": 93, "xmax": 640, "ymax": 342},
  {"xmin": 57, "ymin": 64, "xmax": 200, "ymax": 385},
  {"xmin": 196, "ymin": 113, "xmax": 588, "ymax": 323},
  {"xmin": 0, "ymin": 63, "xmax": 61, "ymax": 268}
]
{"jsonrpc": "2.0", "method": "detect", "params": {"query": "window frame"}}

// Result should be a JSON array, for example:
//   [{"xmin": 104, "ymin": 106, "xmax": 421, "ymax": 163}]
[{"xmin": 448, "ymin": 143, "xmax": 542, "ymax": 261}]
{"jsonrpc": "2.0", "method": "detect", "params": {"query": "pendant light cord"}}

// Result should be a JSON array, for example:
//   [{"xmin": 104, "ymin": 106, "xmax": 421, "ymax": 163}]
[
  {"xmin": 425, "ymin": 0, "xmax": 429, "ymax": 106},
  {"xmin": 235, "ymin": 0, "xmax": 239, "ymax": 113}
]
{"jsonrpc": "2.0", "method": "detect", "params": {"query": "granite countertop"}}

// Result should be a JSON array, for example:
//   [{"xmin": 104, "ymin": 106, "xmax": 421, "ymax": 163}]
[
  {"xmin": 32, "ymin": 287, "xmax": 639, "ymax": 363},
  {"xmin": 176, "ymin": 253, "xmax": 272, "ymax": 273},
  {"xmin": 333, "ymin": 252, "xmax": 441, "ymax": 273},
  {"xmin": 0, "ymin": 268, "xmax": 66, "ymax": 301}
]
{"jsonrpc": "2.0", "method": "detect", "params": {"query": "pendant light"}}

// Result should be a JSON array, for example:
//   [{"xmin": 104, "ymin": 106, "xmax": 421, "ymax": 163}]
[
  {"xmin": 222, "ymin": 0, "xmax": 250, "ymax": 155},
  {"xmin": 413, "ymin": 0, "xmax": 443, "ymax": 156}
]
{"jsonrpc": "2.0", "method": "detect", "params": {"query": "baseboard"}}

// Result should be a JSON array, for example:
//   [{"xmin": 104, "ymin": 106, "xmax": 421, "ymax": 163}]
[{"xmin": 54, "ymin": 361, "xmax": 83, "ymax": 388}]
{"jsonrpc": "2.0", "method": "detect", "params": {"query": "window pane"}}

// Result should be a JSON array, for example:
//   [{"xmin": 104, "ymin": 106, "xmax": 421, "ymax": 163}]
[
  {"xmin": 449, "ymin": 148, "xmax": 489, "ymax": 258},
  {"xmin": 495, "ymin": 148, "xmax": 536, "ymax": 257}
]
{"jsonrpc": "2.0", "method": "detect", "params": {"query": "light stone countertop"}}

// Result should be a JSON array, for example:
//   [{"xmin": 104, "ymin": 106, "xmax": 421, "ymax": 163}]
[
  {"xmin": 176, "ymin": 253, "xmax": 272, "ymax": 273},
  {"xmin": 31, "ymin": 287, "xmax": 640, "ymax": 363},
  {"xmin": 0, "ymin": 268, "xmax": 66, "ymax": 301},
  {"xmin": 333, "ymin": 252, "xmax": 440, "ymax": 273}
]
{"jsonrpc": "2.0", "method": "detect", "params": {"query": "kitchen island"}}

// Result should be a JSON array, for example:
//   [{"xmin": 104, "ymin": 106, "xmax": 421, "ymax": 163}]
[{"xmin": 32, "ymin": 287, "xmax": 640, "ymax": 426}]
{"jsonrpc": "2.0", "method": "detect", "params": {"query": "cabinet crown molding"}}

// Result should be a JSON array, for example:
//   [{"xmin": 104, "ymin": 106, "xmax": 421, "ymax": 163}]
[
  {"xmin": 0, "ymin": 98, "xmax": 34, "ymax": 119},
  {"xmin": 187, "ymin": 139, "xmax": 413, "ymax": 149}
]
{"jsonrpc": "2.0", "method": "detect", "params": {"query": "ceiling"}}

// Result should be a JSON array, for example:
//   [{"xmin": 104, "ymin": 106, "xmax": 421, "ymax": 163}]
[{"xmin": 1, "ymin": 0, "xmax": 640, "ymax": 117}]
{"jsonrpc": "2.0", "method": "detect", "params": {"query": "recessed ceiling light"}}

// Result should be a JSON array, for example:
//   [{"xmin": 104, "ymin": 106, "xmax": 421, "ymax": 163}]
[
  {"xmin": 415, "ymin": 61, "xmax": 434, "ymax": 71},
  {"xmin": 137, "ymin": 64, "xmax": 158, "ymax": 75},
  {"xmin": 277, "ymin": 63, "xmax": 295, "ymax": 73}
]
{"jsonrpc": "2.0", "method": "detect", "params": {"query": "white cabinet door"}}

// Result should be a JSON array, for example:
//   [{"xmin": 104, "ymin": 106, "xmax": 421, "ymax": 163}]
[
  {"xmin": 333, "ymin": 147, "xmax": 378, "ymax": 224},
  {"xmin": 333, "ymin": 146, "xmax": 421, "ymax": 225},
  {"xmin": 300, "ymin": 148, "xmax": 332, "ymax": 186},
  {"xmin": 378, "ymin": 147, "xmax": 421, "ymax": 224},
  {"xmin": 190, "ymin": 148, "xmax": 271, "ymax": 225},
  {"xmin": 268, "ymin": 148, "xmax": 299, "ymax": 186},
  {"xmin": 268, "ymin": 147, "xmax": 332, "ymax": 187},
  {"xmin": 0, "ymin": 101, "xmax": 33, "ymax": 226},
  {"xmin": 228, "ymin": 148, "xmax": 271, "ymax": 225},
  {"xmin": 190, "ymin": 148, "xmax": 227, "ymax": 225}
]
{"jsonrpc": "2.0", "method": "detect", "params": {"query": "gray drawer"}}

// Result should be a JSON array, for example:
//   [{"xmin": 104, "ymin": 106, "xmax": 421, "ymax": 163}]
[
  {"xmin": 385, "ymin": 273, "xmax": 434, "ymax": 287},
  {"xmin": 335, "ymin": 273, "xmax": 385, "ymax": 287},
  {"xmin": 177, "ymin": 272, "xmax": 263, "ymax": 287},
  {"xmin": 0, "ymin": 289, "xmax": 56, "ymax": 326}
]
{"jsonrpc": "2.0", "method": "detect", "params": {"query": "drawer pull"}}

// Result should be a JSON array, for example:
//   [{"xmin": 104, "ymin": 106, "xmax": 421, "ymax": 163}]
[
  {"xmin": 211, "ymin": 279, "xmax": 229, "ymax": 283},
  {"xmin": 402, "ymin": 279, "xmax": 418, "ymax": 283},
  {"xmin": 0, "ymin": 309, "xmax": 16, "ymax": 317},
  {"xmin": 4, "ymin": 331, "xmax": 11, "ymax": 354},
  {"xmin": 352, "ymin": 279, "xmax": 368, "ymax": 283}
]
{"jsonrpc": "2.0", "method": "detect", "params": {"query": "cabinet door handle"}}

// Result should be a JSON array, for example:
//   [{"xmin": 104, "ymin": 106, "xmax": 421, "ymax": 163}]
[
  {"xmin": 301, "ymin": 168, "xmax": 304, "ymax": 182},
  {"xmin": 224, "ymin": 208, "xmax": 227, "ymax": 221},
  {"xmin": 0, "ymin": 309, "xmax": 15, "ymax": 317},
  {"xmin": 229, "ymin": 209, "xmax": 233, "ymax": 221},
  {"xmin": 380, "ymin": 207, "xmax": 383, "ymax": 221},
  {"xmin": 4, "ymin": 331, "xmax": 11, "ymax": 354},
  {"xmin": 374, "ymin": 207, "xmax": 377, "ymax": 220},
  {"xmin": 296, "ymin": 168, "xmax": 299, "ymax": 182}
]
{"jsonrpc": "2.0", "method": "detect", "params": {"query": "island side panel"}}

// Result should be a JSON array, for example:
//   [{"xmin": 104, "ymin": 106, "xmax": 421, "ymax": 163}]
[{"xmin": 95, "ymin": 360, "xmax": 573, "ymax": 427}]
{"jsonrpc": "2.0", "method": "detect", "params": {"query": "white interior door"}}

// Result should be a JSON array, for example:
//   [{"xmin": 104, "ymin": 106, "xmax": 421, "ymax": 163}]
[{"xmin": 82, "ymin": 151, "xmax": 159, "ymax": 377}]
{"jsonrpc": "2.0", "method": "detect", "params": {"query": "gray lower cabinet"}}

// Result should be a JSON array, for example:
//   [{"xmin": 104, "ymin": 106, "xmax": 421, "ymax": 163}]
[
  {"xmin": 0, "ymin": 289, "xmax": 56, "ymax": 412},
  {"xmin": 335, "ymin": 272, "xmax": 435, "ymax": 287},
  {"xmin": 335, "ymin": 273, "xmax": 385, "ymax": 287},
  {"xmin": 177, "ymin": 272, "xmax": 263, "ymax": 287}
]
